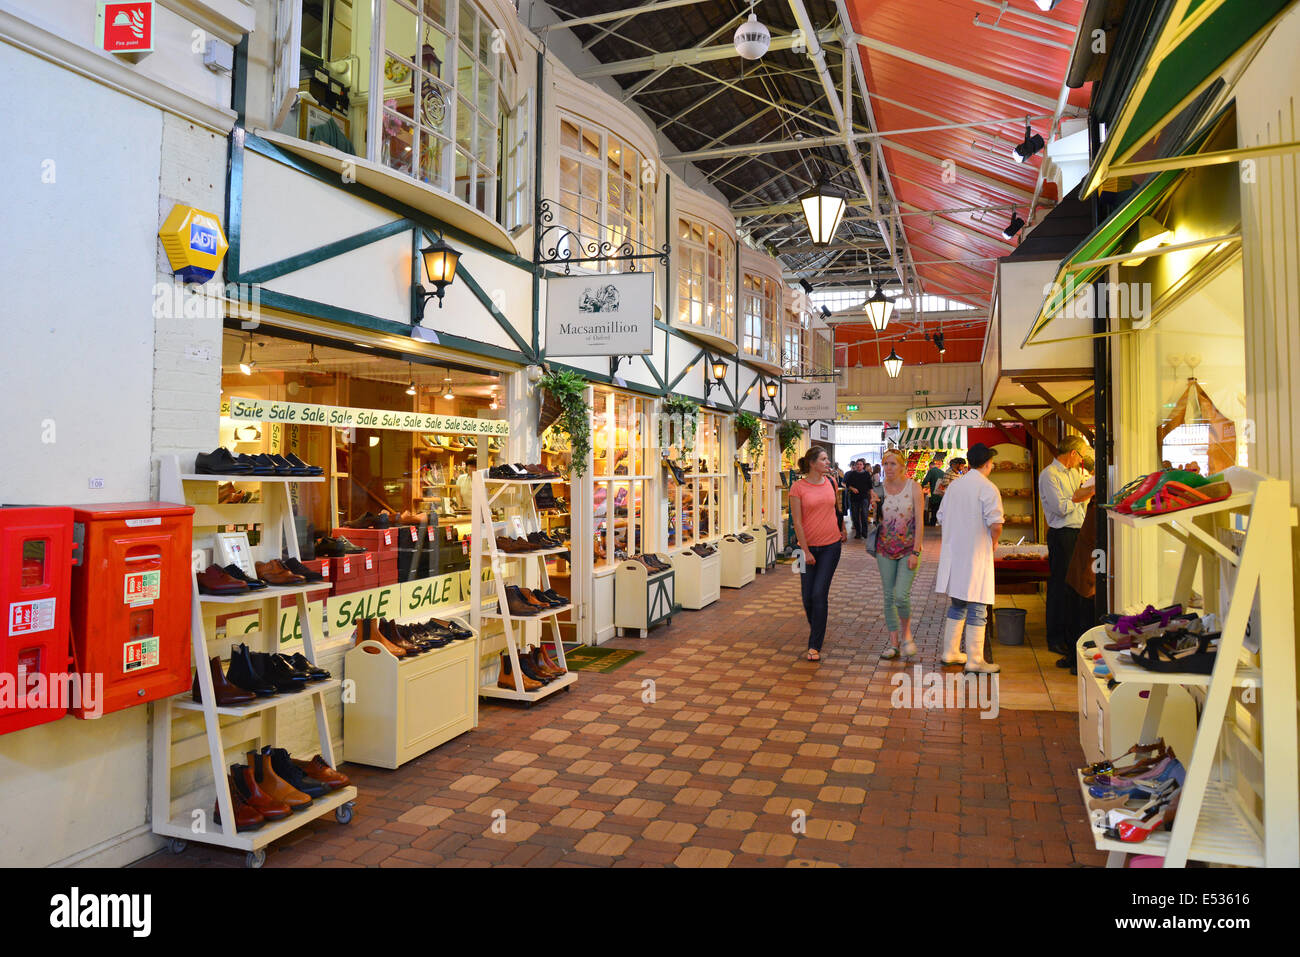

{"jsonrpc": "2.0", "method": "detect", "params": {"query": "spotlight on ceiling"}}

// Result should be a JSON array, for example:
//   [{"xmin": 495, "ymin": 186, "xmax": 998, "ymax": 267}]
[
  {"xmin": 819, "ymin": 306, "xmax": 832, "ymax": 320},
  {"xmin": 864, "ymin": 281, "xmax": 894, "ymax": 332},
  {"xmin": 934, "ymin": 331, "xmax": 946, "ymax": 355},
  {"xmin": 1001, "ymin": 212, "xmax": 1026, "ymax": 241},
  {"xmin": 442, "ymin": 375, "xmax": 454, "ymax": 400},
  {"xmin": 799, "ymin": 278, "xmax": 814, "ymax": 296},
  {"xmin": 239, "ymin": 336, "xmax": 255, "ymax": 375},
  {"xmin": 1012, "ymin": 125, "xmax": 1046, "ymax": 164},
  {"xmin": 883, "ymin": 346, "xmax": 904, "ymax": 379},
  {"xmin": 405, "ymin": 363, "xmax": 417, "ymax": 396}
]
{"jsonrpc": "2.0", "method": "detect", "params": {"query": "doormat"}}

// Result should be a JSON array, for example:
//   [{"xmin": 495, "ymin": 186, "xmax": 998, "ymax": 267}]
[{"xmin": 556, "ymin": 645, "xmax": 645, "ymax": 673}]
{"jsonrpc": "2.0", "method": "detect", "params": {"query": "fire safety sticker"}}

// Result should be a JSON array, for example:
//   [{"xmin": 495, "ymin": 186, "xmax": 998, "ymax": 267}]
[
  {"xmin": 8, "ymin": 597, "xmax": 56, "ymax": 636},
  {"xmin": 124, "ymin": 570, "xmax": 161, "ymax": 605},
  {"xmin": 124, "ymin": 635, "xmax": 160, "ymax": 672}
]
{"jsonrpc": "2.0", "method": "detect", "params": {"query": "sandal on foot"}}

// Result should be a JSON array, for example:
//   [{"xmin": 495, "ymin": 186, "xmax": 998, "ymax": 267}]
[
  {"xmin": 900, "ymin": 639, "xmax": 918, "ymax": 658},
  {"xmin": 806, "ymin": 649, "xmax": 821, "ymax": 661},
  {"xmin": 880, "ymin": 646, "xmax": 900, "ymax": 660}
]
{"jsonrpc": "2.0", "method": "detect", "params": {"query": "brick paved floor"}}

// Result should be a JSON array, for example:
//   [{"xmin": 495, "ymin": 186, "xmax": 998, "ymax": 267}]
[{"xmin": 136, "ymin": 530, "xmax": 1106, "ymax": 868}]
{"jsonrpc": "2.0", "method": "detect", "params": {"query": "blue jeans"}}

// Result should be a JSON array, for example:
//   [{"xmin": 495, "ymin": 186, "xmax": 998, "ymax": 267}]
[
  {"xmin": 800, "ymin": 541, "xmax": 842, "ymax": 651},
  {"xmin": 875, "ymin": 553, "xmax": 917, "ymax": 632},
  {"xmin": 947, "ymin": 597, "xmax": 988, "ymax": 627}
]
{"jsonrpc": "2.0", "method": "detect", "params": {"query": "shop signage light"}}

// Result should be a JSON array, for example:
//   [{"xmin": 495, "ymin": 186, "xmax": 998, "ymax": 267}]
[
  {"xmin": 417, "ymin": 236, "xmax": 461, "ymax": 315},
  {"xmin": 864, "ymin": 282, "xmax": 894, "ymax": 331},
  {"xmin": 799, "ymin": 180, "xmax": 846, "ymax": 246},
  {"xmin": 95, "ymin": 1, "xmax": 154, "ymax": 57},
  {"xmin": 158, "ymin": 204, "xmax": 227, "ymax": 282},
  {"xmin": 1121, "ymin": 215, "xmax": 1175, "ymax": 266},
  {"xmin": 883, "ymin": 347, "xmax": 904, "ymax": 379}
]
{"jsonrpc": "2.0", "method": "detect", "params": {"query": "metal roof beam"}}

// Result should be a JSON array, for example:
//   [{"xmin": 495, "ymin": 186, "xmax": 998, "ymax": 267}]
[
  {"xmin": 578, "ymin": 26, "xmax": 840, "ymax": 78},
  {"xmin": 539, "ymin": 0, "xmax": 719, "ymax": 32},
  {"xmin": 875, "ymin": 137, "xmax": 1034, "ymax": 199},
  {"xmin": 619, "ymin": 9, "xmax": 749, "ymax": 100}
]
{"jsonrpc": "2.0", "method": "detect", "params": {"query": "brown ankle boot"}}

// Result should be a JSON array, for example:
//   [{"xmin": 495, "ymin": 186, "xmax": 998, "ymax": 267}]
[
  {"xmin": 246, "ymin": 751, "xmax": 312, "ymax": 810},
  {"xmin": 498, "ymin": 652, "xmax": 542, "ymax": 691},
  {"xmin": 528, "ymin": 647, "xmax": 562, "ymax": 678},
  {"xmin": 537, "ymin": 643, "xmax": 567, "ymax": 675},
  {"xmin": 192, "ymin": 656, "xmax": 255, "ymax": 706},
  {"xmin": 356, "ymin": 617, "xmax": 405, "ymax": 657}
]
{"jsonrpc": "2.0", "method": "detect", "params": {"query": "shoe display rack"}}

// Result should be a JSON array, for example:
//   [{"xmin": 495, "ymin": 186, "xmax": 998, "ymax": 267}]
[
  {"xmin": 719, "ymin": 535, "xmax": 756, "ymax": 589},
  {"xmin": 470, "ymin": 470, "xmax": 578, "ymax": 702},
  {"xmin": 1074, "ymin": 627, "xmax": 1197, "ymax": 767},
  {"xmin": 670, "ymin": 547, "xmax": 720, "ymax": 609},
  {"xmin": 342, "ymin": 616, "xmax": 479, "ymax": 769},
  {"xmin": 613, "ymin": 556, "xmax": 675, "ymax": 637},
  {"xmin": 990, "ymin": 449, "xmax": 1036, "ymax": 537},
  {"xmin": 751, "ymin": 524, "xmax": 778, "ymax": 573},
  {"xmin": 155, "ymin": 454, "xmax": 356, "ymax": 868},
  {"xmin": 1084, "ymin": 469, "xmax": 1297, "ymax": 867}
]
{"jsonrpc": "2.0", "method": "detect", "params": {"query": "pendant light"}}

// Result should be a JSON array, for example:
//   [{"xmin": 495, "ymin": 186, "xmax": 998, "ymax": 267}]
[
  {"xmin": 734, "ymin": 7, "xmax": 771, "ymax": 60},
  {"xmin": 883, "ymin": 346, "xmax": 904, "ymax": 379},
  {"xmin": 864, "ymin": 282, "xmax": 894, "ymax": 331},
  {"xmin": 239, "ymin": 335, "xmax": 255, "ymax": 375},
  {"xmin": 405, "ymin": 362, "xmax": 417, "ymax": 396},
  {"xmin": 799, "ymin": 179, "xmax": 846, "ymax": 246},
  {"xmin": 306, "ymin": 343, "xmax": 320, "ymax": 365},
  {"xmin": 442, "ymin": 374, "xmax": 454, "ymax": 400}
]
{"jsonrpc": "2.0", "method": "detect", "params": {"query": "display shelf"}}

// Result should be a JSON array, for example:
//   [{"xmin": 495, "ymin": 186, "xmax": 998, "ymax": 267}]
[
  {"xmin": 484, "ymin": 476, "xmax": 563, "ymax": 485},
  {"xmin": 1105, "ymin": 491, "xmax": 1254, "ymax": 529},
  {"xmin": 483, "ymin": 603, "xmax": 573, "ymax": 618},
  {"xmin": 172, "ymin": 678, "xmax": 342, "ymax": 717},
  {"xmin": 479, "ymin": 669, "xmax": 577, "ymax": 702},
  {"xmin": 494, "ymin": 546, "xmax": 571, "ymax": 560},
  {"xmin": 181, "ymin": 473, "xmax": 325, "ymax": 483},
  {"xmin": 198, "ymin": 582, "xmax": 332, "ymax": 604},
  {"xmin": 1076, "ymin": 772, "xmax": 1263, "ymax": 867},
  {"xmin": 153, "ymin": 785, "xmax": 358, "ymax": 858},
  {"xmin": 1097, "ymin": 644, "xmax": 1261, "ymax": 689}
]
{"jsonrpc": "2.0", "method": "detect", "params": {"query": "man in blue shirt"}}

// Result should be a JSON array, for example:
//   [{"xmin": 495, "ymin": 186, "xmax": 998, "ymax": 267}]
[{"xmin": 1039, "ymin": 435, "xmax": 1095, "ymax": 665}]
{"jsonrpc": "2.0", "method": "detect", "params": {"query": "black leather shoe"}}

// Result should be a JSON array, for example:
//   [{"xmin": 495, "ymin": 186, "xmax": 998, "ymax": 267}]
[
  {"xmin": 284, "ymin": 452, "xmax": 323, "ymax": 476},
  {"xmin": 195, "ymin": 447, "xmax": 251, "ymax": 475},
  {"xmin": 234, "ymin": 453, "xmax": 276, "ymax": 475},
  {"xmin": 268, "ymin": 453, "xmax": 310, "ymax": 475},
  {"xmin": 314, "ymin": 535, "xmax": 366, "ymax": 557},
  {"xmin": 286, "ymin": 652, "xmax": 329, "ymax": 680},
  {"xmin": 222, "ymin": 563, "xmax": 268, "ymax": 589},
  {"xmin": 1055, "ymin": 653, "xmax": 1074, "ymax": 669},
  {"xmin": 250, "ymin": 651, "xmax": 308, "ymax": 692},
  {"xmin": 541, "ymin": 589, "xmax": 568, "ymax": 606},
  {"xmin": 227, "ymin": 643, "xmax": 277, "ymax": 696},
  {"xmin": 430, "ymin": 618, "xmax": 472, "ymax": 639},
  {"xmin": 280, "ymin": 557, "xmax": 323, "ymax": 582},
  {"xmin": 262, "ymin": 746, "xmax": 331, "ymax": 798}
]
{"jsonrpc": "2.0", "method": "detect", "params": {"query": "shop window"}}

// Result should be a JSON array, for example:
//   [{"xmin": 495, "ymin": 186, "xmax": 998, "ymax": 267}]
[
  {"xmin": 590, "ymin": 389, "xmax": 653, "ymax": 569},
  {"xmin": 743, "ymin": 272, "xmax": 779, "ymax": 364},
  {"xmin": 667, "ymin": 410, "xmax": 725, "ymax": 547},
  {"xmin": 275, "ymin": 0, "xmax": 524, "ymax": 225},
  {"xmin": 556, "ymin": 114, "xmax": 655, "ymax": 273},
  {"xmin": 676, "ymin": 216, "xmax": 735, "ymax": 341}
]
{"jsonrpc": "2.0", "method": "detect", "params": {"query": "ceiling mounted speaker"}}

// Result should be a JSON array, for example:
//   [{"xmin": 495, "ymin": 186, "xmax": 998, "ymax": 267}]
[{"xmin": 734, "ymin": 14, "xmax": 771, "ymax": 60}]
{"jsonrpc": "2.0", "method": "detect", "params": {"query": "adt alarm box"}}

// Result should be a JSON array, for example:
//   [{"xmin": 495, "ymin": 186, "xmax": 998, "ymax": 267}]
[
  {"xmin": 69, "ymin": 502, "xmax": 194, "ymax": 718},
  {"xmin": 0, "ymin": 506, "xmax": 75, "ymax": 735}
]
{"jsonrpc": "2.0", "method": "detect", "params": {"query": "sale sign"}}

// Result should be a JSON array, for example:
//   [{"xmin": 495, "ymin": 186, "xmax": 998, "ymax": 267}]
[{"xmin": 97, "ymin": 1, "xmax": 154, "ymax": 54}]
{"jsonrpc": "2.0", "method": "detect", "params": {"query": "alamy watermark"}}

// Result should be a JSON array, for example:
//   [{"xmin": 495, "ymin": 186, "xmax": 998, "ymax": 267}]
[
  {"xmin": 1042, "ymin": 280, "xmax": 1152, "ymax": 324},
  {"xmin": 1, "ymin": 669, "xmax": 104, "ymax": 718},
  {"xmin": 153, "ymin": 279, "xmax": 261, "ymax": 327},
  {"xmin": 890, "ymin": 665, "xmax": 999, "ymax": 720}
]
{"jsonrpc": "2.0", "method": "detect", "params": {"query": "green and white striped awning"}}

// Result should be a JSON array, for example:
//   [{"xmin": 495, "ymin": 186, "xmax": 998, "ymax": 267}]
[{"xmin": 895, "ymin": 427, "xmax": 965, "ymax": 450}]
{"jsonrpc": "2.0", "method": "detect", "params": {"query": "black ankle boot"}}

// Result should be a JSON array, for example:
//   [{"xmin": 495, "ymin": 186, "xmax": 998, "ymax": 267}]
[{"xmin": 226, "ymin": 643, "xmax": 277, "ymax": 696}]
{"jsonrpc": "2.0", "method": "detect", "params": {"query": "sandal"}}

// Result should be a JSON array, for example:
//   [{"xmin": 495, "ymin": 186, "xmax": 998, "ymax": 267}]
[
  {"xmin": 1082, "ymin": 739, "xmax": 1167, "ymax": 777},
  {"xmin": 900, "ymin": 639, "xmax": 918, "ymax": 658},
  {"xmin": 1129, "ymin": 631, "xmax": 1219, "ymax": 675},
  {"xmin": 806, "ymin": 649, "xmax": 820, "ymax": 661},
  {"xmin": 880, "ymin": 645, "xmax": 900, "ymax": 660}
]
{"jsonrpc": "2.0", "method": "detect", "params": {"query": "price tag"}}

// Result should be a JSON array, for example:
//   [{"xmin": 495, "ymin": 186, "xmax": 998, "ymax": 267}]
[
  {"xmin": 512, "ymin": 516, "xmax": 526, "ymax": 537},
  {"xmin": 365, "ymin": 554, "xmax": 374, "ymax": 571},
  {"xmin": 342, "ymin": 559, "xmax": 352, "ymax": 575},
  {"xmin": 461, "ymin": 541, "xmax": 469, "ymax": 556},
  {"xmin": 320, "ymin": 563, "xmax": 329, "ymax": 579},
  {"xmin": 383, "ymin": 530, "xmax": 392, "ymax": 546},
  {"xmin": 427, "ymin": 526, "xmax": 437, "ymax": 542},
  {"xmin": 410, "ymin": 525, "xmax": 419, "ymax": 543}
]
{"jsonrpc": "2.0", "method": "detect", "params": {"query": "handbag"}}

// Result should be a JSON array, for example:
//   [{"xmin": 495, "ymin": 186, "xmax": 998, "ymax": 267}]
[{"xmin": 863, "ymin": 498, "xmax": 882, "ymax": 555}]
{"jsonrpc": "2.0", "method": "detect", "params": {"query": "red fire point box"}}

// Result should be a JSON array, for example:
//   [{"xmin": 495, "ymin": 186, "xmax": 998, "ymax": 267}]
[
  {"xmin": 96, "ymin": 1, "xmax": 155, "ymax": 54},
  {"xmin": 69, "ymin": 502, "xmax": 194, "ymax": 718},
  {"xmin": 0, "ymin": 507, "xmax": 75, "ymax": 736}
]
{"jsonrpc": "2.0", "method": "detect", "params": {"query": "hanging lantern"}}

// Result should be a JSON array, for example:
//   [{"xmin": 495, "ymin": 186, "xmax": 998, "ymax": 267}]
[
  {"xmin": 863, "ymin": 282, "xmax": 894, "ymax": 331},
  {"xmin": 799, "ymin": 180, "xmax": 846, "ymax": 245},
  {"xmin": 734, "ymin": 13, "xmax": 771, "ymax": 60},
  {"xmin": 883, "ymin": 346, "xmax": 904, "ymax": 379}
]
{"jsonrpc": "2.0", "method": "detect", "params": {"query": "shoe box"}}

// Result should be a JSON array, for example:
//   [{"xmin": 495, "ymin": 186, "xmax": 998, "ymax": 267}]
[
  {"xmin": 334, "ymin": 528, "xmax": 398, "ymax": 585},
  {"xmin": 299, "ymin": 558, "xmax": 330, "ymax": 583},
  {"xmin": 329, "ymin": 553, "xmax": 369, "ymax": 595}
]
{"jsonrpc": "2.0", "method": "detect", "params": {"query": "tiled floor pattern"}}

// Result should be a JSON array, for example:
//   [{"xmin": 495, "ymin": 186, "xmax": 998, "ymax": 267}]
[{"xmin": 137, "ymin": 531, "xmax": 1106, "ymax": 868}]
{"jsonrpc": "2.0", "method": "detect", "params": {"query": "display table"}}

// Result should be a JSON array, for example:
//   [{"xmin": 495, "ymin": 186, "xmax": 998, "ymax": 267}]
[
  {"xmin": 671, "ymin": 547, "xmax": 720, "ymax": 609},
  {"xmin": 719, "ymin": 535, "xmax": 756, "ymax": 588}
]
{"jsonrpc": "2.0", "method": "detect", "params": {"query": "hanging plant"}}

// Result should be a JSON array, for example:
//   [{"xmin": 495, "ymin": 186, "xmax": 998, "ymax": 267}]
[
  {"xmin": 734, "ymin": 410, "xmax": 765, "ymax": 458},
  {"xmin": 537, "ymin": 367, "xmax": 592, "ymax": 476},
  {"xmin": 662, "ymin": 394, "xmax": 700, "ymax": 458},
  {"xmin": 778, "ymin": 420, "xmax": 804, "ymax": 455}
]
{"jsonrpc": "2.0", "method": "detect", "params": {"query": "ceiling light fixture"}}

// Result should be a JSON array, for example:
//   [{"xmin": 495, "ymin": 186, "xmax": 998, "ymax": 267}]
[
  {"xmin": 799, "ymin": 179, "xmax": 846, "ymax": 246},
  {"xmin": 883, "ymin": 346, "xmax": 904, "ymax": 379},
  {"xmin": 1001, "ymin": 212, "xmax": 1026, "ymax": 241},
  {"xmin": 442, "ymin": 377, "xmax": 454, "ymax": 401},
  {"xmin": 1012, "ymin": 124, "xmax": 1046, "ymax": 164},
  {"xmin": 864, "ymin": 282, "xmax": 894, "ymax": 331},
  {"xmin": 1121, "ymin": 215, "xmax": 1175, "ymax": 266},
  {"xmin": 935, "ymin": 331, "xmax": 946, "ymax": 355},
  {"xmin": 239, "ymin": 336, "xmax": 255, "ymax": 375},
  {"xmin": 405, "ymin": 362, "xmax": 417, "ymax": 396},
  {"xmin": 733, "ymin": 9, "xmax": 771, "ymax": 60},
  {"xmin": 306, "ymin": 344, "xmax": 320, "ymax": 365},
  {"xmin": 799, "ymin": 278, "xmax": 814, "ymax": 296}
]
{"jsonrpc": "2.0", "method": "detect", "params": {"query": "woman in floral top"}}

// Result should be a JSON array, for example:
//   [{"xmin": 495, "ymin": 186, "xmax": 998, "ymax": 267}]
[{"xmin": 873, "ymin": 449, "xmax": 926, "ymax": 659}]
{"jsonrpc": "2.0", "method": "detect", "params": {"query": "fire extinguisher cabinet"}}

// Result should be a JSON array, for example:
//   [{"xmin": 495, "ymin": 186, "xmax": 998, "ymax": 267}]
[
  {"xmin": 69, "ymin": 502, "xmax": 194, "ymax": 718},
  {"xmin": 0, "ymin": 506, "xmax": 75, "ymax": 735}
]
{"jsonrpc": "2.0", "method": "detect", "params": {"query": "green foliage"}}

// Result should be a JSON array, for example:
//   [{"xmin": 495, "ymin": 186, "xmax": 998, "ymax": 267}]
[
  {"xmin": 778, "ymin": 420, "xmax": 803, "ymax": 455},
  {"xmin": 538, "ymin": 368, "xmax": 592, "ymax": 477},
  {"xmin": 735, "ymin": 410, "xmax": 765, "ymax": 458},
  {"xmin": 662, "ymin": 394, "xmax": 700, "ymax": 456}
]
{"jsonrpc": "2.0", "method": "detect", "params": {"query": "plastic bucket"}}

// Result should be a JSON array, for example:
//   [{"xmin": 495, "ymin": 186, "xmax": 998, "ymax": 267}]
[{"xmin": 994, "ymin": 607, "xmax": 1027, "ymax": 646}]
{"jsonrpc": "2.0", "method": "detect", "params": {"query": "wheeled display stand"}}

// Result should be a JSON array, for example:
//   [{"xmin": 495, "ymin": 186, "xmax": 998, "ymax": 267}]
[
  {"xmin": 154, "ymin": 454, "xmax": 356, "ymax": 868},
  {"xmin": 671, "ymin": 547, "xmax": 720, "ymax": 609},
  {"xmin": 719, "ymin": 534, "xmax": 756, "ymax": 588},
  {"xmin": 613, "ymin": 556, "xmax": 675, "ymax": 637},
  {"xmin": 1081, "ymin": 469, "xmax": 1298, "ymax": 867},
  {"xmin": 470, "ymin": 470, "xmax": 577, "ymax": 703}
]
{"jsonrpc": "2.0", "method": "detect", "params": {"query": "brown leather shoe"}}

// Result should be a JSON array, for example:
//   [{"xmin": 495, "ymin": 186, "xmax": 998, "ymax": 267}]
[
  {"xmin": 528, "ymin": 647, "xmax": 562, "ymax": 678},
  {"xmin": 196, "ymin": 564, "xmax": 248, "ymax": 595},
  {"xmin": 498, "ymin": 652, "xmax": 542, "ymax": 691},
  {"xmin": 192, "ymin": 656, "xmax": 255, "ymax": 706},
  {"xmin": 232, "ymin": 764, "xmax": 292, "ymax": 820},
  {"xmin": 504, "ymin": 586, "xmax": 544, "ymax": 616},
  {"xmin": 355, "ymin": 617, "xmax": 405, "ymax": 657},
  {"xmin": 216, "ymin": 774, "xmax": 266, "ymax": 831},
  {"xmin": 255, "ymin": 559, "xmax": 306, "ymax": 586},
  {"xmin": 293, "ymin": 755, "xmax": 350, "ymax": 790},
  {"xmin": 537, "ymin": 643, "xmax": 567, "ymax": 675},
  {"xmin": 247, "ymin": 751, "xmax": 312, "ymax": 810},
  {"xmin": 379, "ymin": 618, "xmax": 423, "ymax": 656}
]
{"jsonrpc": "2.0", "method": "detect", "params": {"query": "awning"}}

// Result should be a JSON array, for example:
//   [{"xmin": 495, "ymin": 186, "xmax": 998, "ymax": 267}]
[
  {"xmin": 1081, "ymin": 0, "xmax": 1296, "ymax": 197},
  {"xmin": 1024, "ymin": 119, "xmax": 1238, "ymax": 347},
  {"xmin": 895, "ymin": 427, "xmax": 965, "ymax": 450}
]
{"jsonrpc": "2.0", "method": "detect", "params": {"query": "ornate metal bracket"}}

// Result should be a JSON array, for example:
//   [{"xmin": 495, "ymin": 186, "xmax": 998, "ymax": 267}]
[{"xmin": 535, "ymin": 197, "xmax": 671, "ymax": 274}]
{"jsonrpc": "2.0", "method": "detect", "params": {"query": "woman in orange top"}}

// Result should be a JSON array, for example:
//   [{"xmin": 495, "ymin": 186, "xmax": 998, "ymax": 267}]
[{"xmin": 789, "ymin": 446, "xmax": 848, "ymax": 661}]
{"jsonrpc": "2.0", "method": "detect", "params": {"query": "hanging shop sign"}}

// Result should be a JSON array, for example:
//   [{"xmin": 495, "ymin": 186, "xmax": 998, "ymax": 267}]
[
  {"xmin": 158, "ymin": 205, "xmax": 228, "ymax": 283},
  {"xmin": 905, "ymin": 404, "xmax": 986, "ymax": 429},
  {"xmin": 785, "ymin": 381, "xmax": 838, "ymax": 421},
  {"xmin": 226, "ymin": 397, "xmax": 510, "ymax": 436},
  {"xmin": 96, "ymin": 1, "xmax": 154, "ymax": 55},
  {"xmin": 544, "ymin": 272, "xmax": 655, "ymax": 357}
]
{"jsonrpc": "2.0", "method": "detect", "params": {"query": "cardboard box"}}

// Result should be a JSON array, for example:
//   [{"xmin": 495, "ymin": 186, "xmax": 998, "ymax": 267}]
[
  {"xmin": 330, "ymin": 553, "xmax": 365, "ymax": 595},
  {"xmin": 332, "ymin": 526, "xmax": 399, "ymax": 559},
  {"xmin": 299, "ymin": 558, "xmax": 331, "ymax": 583},
  {"xmin": 359, "ymin": 550, "xmax": 380, "ymax": 591}
]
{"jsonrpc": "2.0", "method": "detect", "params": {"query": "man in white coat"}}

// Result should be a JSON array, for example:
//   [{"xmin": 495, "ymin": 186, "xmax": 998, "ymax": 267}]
[{"xmin": 935, "ymin": 443, "xmax": 1004, "ymax": 673}]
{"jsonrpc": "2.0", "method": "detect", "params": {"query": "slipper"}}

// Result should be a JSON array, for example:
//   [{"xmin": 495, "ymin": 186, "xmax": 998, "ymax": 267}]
[{"xmin": 1131, "ymin": 480, "xmax": 1232, "ymax": 515}]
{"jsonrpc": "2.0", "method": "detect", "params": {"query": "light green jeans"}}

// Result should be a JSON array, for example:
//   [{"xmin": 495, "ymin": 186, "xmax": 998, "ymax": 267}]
[{"xmin": 875, "ymin": 552, "xmax": 918, "ymax": 632}]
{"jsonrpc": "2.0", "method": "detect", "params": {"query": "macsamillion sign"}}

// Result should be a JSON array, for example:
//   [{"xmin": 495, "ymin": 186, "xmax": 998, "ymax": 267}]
[
  {"xmin": 905, "ymin": 405, "xmax": 985, "ymax": 428},
  {"xmin": 544, "ymin": 272, "xmax": 655, "ymax": 356},
  {"xmin": 226, "ymin": 396, "xmax": 509, "ymax": 436}
]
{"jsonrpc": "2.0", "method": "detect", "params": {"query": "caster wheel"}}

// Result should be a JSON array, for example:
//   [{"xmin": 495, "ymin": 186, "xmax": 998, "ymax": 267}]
[
  {"xmin": 245, "ymin": 849, "xmax": 266, "ymax": 869},
  {"xmin": 336, "ymin": 802, "xmax": 354, "ymax": 825},
  {"xmin": 167, "ymin": 838, "xmax": 188, "ymax": 855}
]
